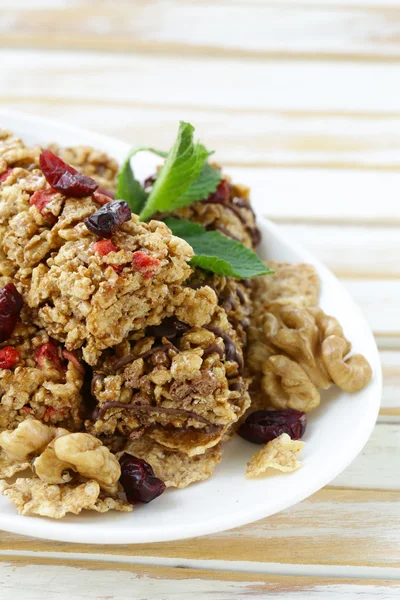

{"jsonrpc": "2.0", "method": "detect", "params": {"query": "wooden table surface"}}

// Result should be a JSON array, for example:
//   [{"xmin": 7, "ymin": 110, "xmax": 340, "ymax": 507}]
[{"xmin": 0, "ymin": 2, "xmax": 399, "ymax": 598}]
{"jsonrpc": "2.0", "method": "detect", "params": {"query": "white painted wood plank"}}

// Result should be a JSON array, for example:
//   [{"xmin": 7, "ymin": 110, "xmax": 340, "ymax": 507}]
[
  {"xmin": 380, "ymin": 351, "xmax": 400, "ymax": 410},
  {"xmin": 265, "ymin": 0, "xmax": 400, "ymax": 6},
  {"xmin": 332, "ymin": 424, "xmax": 399, "ymax": 490},
  {"xmin": 280, "ymin": 225, "xmax": 400, "ymax": 276},
  {"xmin": 3, "ymin": 2, "xmax": 400, "ymax": 59},
  {"xmin": 2, "ymin": 490, "xmax": 400, "ymax": 567},
  {"xmin": 4, "ymin": 100, "xmax": 400, "ymax": 170},
  {"xmin": 2, "ymin": 49, "xmax": 400, "ymax": 113},
  {"xmin": 343, "ymin": 279, "xmax": 400, "ymax": 338},
  {"xmin": 0, "ymin": 560, "xmax": 398, "ymax": 600},
  {"xmin": 3, "ymin": 2, "xmax": 400, "ymax": 60}
]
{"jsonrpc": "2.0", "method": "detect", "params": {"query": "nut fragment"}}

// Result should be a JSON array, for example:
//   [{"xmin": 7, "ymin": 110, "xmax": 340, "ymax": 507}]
[
  {"xmin": 0, "ymin": 448, "xmax": 30, "ymax": 479},
  {"xmin": 322, "ymin": 335, "xmax": 372, "ymax": 392},
  {"xmin": 246, "ymin": 433, "xmax": 304, "ymax": 477},
  {"xmin": 262, "ymin": 355, "xmax": 320, "ymax": 413},
  {"xmin": 34, "ymin": 438, "xmax": 72, "ymax": 485},
  {"xmin": 53, "ymin": 433, "xmax": 121, "ymax": 493},
  {"xmin": 0, "ymin": 420, "xmax": 55, "ymax": 461},
  {"xmin": 263, "ymin": 305, "xmax": 333, "ymax": 389}
]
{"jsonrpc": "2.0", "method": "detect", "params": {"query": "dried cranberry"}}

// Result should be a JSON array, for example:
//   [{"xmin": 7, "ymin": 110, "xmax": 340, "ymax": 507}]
[
  {"xmin": 62, "ymin": 349, "xmax": 86, "ymax": 375},
  {"xmin": 0, "ymin": 283, "xmax": 23, "ymax": 343},
  {"xmin": 147, "ymin": 317, "xmax": 190, "ymax": 340},
  {"xmin": 40, "ymin": 150, "xmax": 98, "ymax": 197},
  {"xmin": 119, "ymin": 453, "xmax": 166, "ymax": 504},
  {"xmin": 93, "ymin": 239, "xmax": 119, "ymax": 256},
  {"xmin": 132, "ymin": 250, "xmax": 160, "ymax": 279},
  {"xmin": 93, "ymin": 190, "xmax": 113, "ymax": 206},
  {"xmin": 34, "ymin": 341, "xmax": 65, "ymax": 373},
  {"xmin": 238, "ymin": 409, "xmax": 307, "ymax": 445},
  {"xmin": 0, "ymin": 168, "xmax": 14, "ymax": 183},
  {"xmin": 96, "ymin": 187, "xmax": 114, "ymax": 199},
  {"xmin": 29, "ymin": 189, "xmax": 57, "ymax": 224},
  {"xmin": 206, "ymin": 179, "xmax": 230, "ymax": 205},
  {"xmin": 0, "ymin": 346, "xmax": 21, "ymax": 369},
  {"xmin": 44, "ymin": 406, "xmax": 65, "ymax": 421},
  {"xmin": 84, "ymin": 200, "xmax": 131, "ymax": 239}
]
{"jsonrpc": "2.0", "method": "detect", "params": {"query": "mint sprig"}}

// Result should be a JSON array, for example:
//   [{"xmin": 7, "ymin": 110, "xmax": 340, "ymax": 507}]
[
  {"xmin": 139, "ymin": 122, "xmax": 219, "ymax": 221},
  {"xmin": 164, "ymin": 218, "xmax": 272, "ymax": 279},
  {"xmin": 115, "ymin": 150, "xmax": 148, "ymax": 214}
]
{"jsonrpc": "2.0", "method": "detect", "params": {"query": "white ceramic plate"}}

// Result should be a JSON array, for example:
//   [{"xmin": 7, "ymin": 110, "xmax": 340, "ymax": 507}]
[{"xmin": 0, "ymin": 109, "xmax": 382, "ymax": 544}]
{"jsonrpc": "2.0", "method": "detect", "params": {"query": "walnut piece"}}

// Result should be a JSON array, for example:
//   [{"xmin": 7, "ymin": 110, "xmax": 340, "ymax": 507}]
[
  {"xmin": 246, "ymin": 433, "xmax": 304, "ymax": 477},
  {"xmin": 52, "ymin": 433, "xmax": 121, "ymax": 494},
  {"xmin": 0, "ymin": 448, "xmax": 30, "ymax": 479},
  {"xmin": 262, "ymin": 305, "xmax": 333, "ymax": 389},
  {"xmin": 0, "ymin": 478, "xmax": 131, "ymax": 518},
  {"xmin": 0, "ymin": 420, "xmax": 55, "ymax": 461},
  {"xmin": 262, "ymin": 355, "xmax": 320, "ymax": 412},
  {"xmin": 33, "ymin": 441, "xmax": 72, "ymax": 484},
  {"xmin": 322, "ymin": 335, "xmax": 372, "ymax": 392}
]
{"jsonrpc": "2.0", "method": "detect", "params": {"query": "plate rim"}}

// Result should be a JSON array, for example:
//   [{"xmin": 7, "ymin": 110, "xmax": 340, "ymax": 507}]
[{"xmin": 0, "ymin": 109, "xmax": 382, "ymax": 544}]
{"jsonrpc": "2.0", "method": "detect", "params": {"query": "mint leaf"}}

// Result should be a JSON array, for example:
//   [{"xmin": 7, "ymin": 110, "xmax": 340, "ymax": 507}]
[
  {"xmin": 139, "ymin": 122, "xmax": 211, "ymax": 221},
  {"xmin": 116, "ymin": 150, "xmax": 148, "ymax": 214},
  {"xmin": 116, "ymin": 146, "xmax": 171, "ymax": 214},
  {"xmin": 177, "ymin": 162, "xmax": 221, "ymax": 207},
  {"xmin": 164, "ymin": 218, "xmax": 272, "ymax": 279}
]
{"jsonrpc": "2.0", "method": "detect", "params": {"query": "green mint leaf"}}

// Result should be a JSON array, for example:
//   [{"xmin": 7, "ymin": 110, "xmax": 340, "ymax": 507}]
[
  {"xmin": 177, "ymin": 162, "xmax": 221, "ymax": 208},
  {"xmin": 116, "ymin": 147, "xmax": 169, "ymax": 214},
  {"xmin": 116, "ymin": 151, "xmax": 148, "ymax": 214},
  {"xmin": 139, "ymin": 121, "xmax": 210, "ymax": 221},
  {"xmin": 164, "ymin": 218, "xmax": 273, "ymax": 279}
]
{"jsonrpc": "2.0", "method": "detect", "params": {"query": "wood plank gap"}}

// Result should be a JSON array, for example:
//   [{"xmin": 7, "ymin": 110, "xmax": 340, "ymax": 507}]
[
  {"xmin": 221, "ymin": 160, "xmax": 400, "ymax": 171},
  {"xmin": 5, "ymin": 36, "xmax": 400, "ymax": 64},
  {"xmin": 4, "ymin": 96, "xmax": 400, "ymax": 120},
  {"xmin": 0, "ymin": 551, "xmax": 399, "ymax": 581},
  {"xmin": 331, "ymin": 272, "xmax": 400, "ymax": 281},
  {"xmin": 271, "ymin": 216, "xmax": 400, "ymax": 227}
]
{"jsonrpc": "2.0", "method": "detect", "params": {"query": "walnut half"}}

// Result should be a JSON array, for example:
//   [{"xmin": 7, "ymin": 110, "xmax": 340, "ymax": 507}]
[
  {"xmin": 260, "ymin": 305, "xmax": 372, "ymax": 396},
  {"xmin": 262, "ymin": 355, "xmax": 321, "ymax": 413}
]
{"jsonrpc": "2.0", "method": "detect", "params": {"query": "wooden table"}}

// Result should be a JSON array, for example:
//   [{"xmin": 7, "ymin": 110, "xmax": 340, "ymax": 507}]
[{"xmin": 0, "ymin": 2, "xmax": 399, "ymax": 598}]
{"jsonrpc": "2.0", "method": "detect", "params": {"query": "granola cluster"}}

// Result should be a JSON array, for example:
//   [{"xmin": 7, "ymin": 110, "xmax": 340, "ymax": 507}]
[
  {"xmin": 0, "ymin": 131, "xmax": 373, "ymax": 520},
  {"xmin": 0, "ymin": 320, "xmax": 84, "ymax": 432}
]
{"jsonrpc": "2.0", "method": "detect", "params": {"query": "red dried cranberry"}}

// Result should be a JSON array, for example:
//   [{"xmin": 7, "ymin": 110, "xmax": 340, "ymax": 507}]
[
  {"xmin": 0, "ymin": 168, "xmax": 14, "ymax": 183},
  {"xmin": 93, "ymin": 190, "xmax": 113, "ymax": 206},
  {"xmin": 0, "ymin": 346, "xmax": 21, "ymax": 369},
  {"xmin": 29, "ymin": 189, "xmax": 57, "ymax": 224},
  {"xmin": 238, "ymin": 409, "xmax": 307, "ymax": 445},
  {"xmin": 93, "ymin": 239, "xmax": 119, "ymax": 256},
  {"xmin": 132, "ymin": 251, "xmax": 160, "ymax": 279},
  {"xmin": 40, "ymin": 150, "xmax": 98, "ymax": 197},
  {"xmin": 96, "ymin": 187, "xmax": 114, "ymax": 199},
  {"xmin": 84, "ymin": 200, "xmax": 132, "ymax": 239},
  {"xmin": 206, "ymin": 179, "xmax": 230, "ymax": 205},
  {"xmin": 44, "ymin": 406, "xmax": 64, "ymax": 421},
  {"xmin": 147, "ymin": 317, "xmax": 190, "ymax": 340},
  {"xmin": 0, "ymin": 283, "xmax": 23, "ymax": 343},
  {"xmin": 34, "ymin": 341, "xmax": 65, "ymax": 372},
  {"xmin": 62, "ymin": 349, "xmax": 86, "ymax": 375},
  {"xmin": 119, "ymin": 453, "xmax": 166, "ymax": 504}
]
